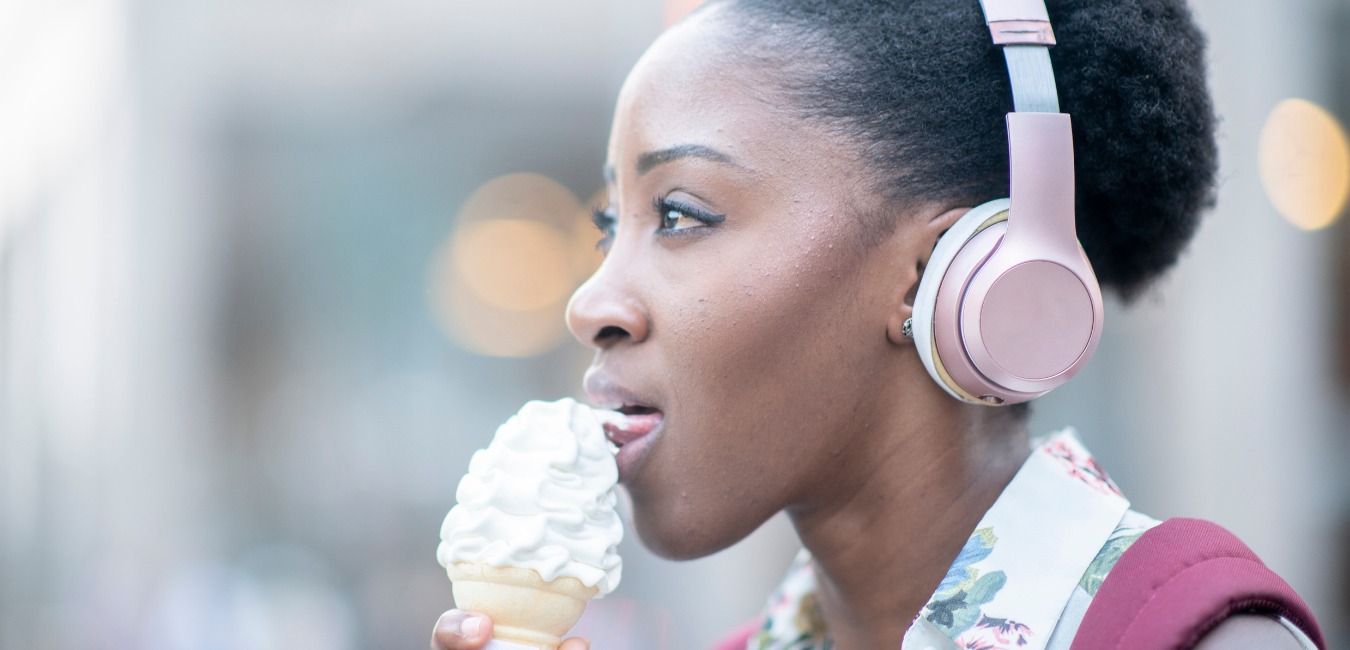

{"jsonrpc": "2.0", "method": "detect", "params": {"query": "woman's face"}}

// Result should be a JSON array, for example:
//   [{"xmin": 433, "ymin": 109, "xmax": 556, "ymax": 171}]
[{"xmin": 567, "ymin": 9, "xmax": 931, "ymax": 559}]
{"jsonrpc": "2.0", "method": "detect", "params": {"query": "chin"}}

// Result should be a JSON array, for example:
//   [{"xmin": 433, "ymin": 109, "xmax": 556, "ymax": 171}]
[
  {"xmin": 632, "ymin": 514, "xmax": 725, "ymax": 560},
  {"xmin": 627, "ymin": 491, "xmax": 765, "ymax": 561}
]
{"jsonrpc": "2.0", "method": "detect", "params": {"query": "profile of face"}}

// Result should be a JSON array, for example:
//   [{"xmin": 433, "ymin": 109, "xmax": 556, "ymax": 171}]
[{"xmin": 566, "ymin": 6, "xmax": 952, "ymax": 560}]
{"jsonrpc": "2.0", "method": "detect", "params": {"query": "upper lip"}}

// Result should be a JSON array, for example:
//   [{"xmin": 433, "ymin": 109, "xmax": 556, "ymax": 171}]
[{"xmin": 583, "ymin": 371, "xmax": 662, "ymax": 414}]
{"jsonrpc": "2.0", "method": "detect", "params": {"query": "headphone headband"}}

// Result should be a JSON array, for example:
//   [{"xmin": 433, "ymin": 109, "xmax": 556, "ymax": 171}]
[{"xmin": 979, "ymin": 0, "xmax": 1060, "ymax": 113}]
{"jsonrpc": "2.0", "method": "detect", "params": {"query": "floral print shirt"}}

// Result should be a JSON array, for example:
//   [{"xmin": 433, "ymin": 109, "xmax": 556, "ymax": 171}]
[{"xmin": 748, "ymin": 429, "xmax": 1159, "ymax": 650}]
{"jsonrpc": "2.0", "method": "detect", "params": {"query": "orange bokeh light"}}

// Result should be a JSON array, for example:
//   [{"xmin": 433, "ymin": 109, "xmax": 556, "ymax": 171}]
[{"xmin": 1258, "ymin": 98, "xmax": 1350, "ymax": 231}]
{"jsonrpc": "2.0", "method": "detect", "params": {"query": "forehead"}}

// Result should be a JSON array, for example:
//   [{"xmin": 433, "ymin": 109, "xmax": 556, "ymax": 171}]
[{"xmin": 608, "ymin": 10, "xmax": 809, "ymax": 174}]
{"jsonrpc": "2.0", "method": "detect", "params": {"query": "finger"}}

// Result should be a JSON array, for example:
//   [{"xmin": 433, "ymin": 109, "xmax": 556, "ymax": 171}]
[
  {"xmin": 559, "ymin": 638, "xmax": 591, "ymax": 650},
  {"xmin": 431, "ymin": 610, "xmax": 493, "ymax": 650}
]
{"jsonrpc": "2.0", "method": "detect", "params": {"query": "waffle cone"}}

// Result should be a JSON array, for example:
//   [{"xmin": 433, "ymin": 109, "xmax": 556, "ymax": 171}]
[{"xmin": 446, "ymin": 563, "xmax": 599, "ymax": 650}]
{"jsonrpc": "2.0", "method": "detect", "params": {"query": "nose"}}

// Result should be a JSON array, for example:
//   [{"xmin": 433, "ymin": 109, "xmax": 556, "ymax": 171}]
[{"xmin": 566, "ymin": 259, "xmax": 650, "ymax": 349}]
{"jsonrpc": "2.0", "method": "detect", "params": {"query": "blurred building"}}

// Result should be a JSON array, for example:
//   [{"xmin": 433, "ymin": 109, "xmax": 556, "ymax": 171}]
[{"xmin": 0, "ymin": 0, "xmax": 1346, "ymax": 648}]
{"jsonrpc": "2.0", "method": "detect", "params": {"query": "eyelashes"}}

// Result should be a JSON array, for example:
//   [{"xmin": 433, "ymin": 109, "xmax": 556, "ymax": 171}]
[
  {"xmin": 591, "ymin": 205, "xmax": 617, "ymax": 251},
  {"xmin": 590, "ymin": 196, "xmax": 726, "ymax": 252}
]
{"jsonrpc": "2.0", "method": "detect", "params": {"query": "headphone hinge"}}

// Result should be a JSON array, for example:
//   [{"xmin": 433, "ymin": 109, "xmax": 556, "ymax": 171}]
[{"xmin": 989, "ymin": 20, "xmax": 1056, "ymax": 46}]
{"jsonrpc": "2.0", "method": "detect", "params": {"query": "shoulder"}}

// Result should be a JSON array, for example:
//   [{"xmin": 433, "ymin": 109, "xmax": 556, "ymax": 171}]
[
  {"xmin": 1072, "ymin": 517, "xmax": 1326, "ymax": 650},
  {"xmin": 1195, "ymin": 614, "xmax": 1310, "ymax": 650}
]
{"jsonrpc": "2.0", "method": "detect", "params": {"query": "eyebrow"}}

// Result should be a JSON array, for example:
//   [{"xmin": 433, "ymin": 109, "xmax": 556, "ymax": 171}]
[
  {"xmin": 601, "ymin": 144, "xmax": 744, "ymax": 184},
  {"xmin": 638, "ymin": 144, "xmax": 737, "ymax": 176}
]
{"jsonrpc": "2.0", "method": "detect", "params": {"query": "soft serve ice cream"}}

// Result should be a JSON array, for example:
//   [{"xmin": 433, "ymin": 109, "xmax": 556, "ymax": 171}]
[{"xmin": 438, "ymin": 398, "xmax": 623, "ymax": 595}]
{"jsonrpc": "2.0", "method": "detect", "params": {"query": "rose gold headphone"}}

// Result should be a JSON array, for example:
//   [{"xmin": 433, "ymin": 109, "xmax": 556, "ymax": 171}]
[{"xmin": 909, "ymin": 0, "xmax": 1103, "ymax": 405}]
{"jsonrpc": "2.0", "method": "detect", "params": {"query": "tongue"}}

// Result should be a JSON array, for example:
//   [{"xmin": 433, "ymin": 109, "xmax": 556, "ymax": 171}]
[{"xmin": 600, "ymin": 411, "xmax": 663, "ymax": 446}]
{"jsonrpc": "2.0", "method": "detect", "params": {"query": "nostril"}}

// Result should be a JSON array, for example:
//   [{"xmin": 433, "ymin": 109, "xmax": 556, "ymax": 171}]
[{"xmin": 596, "ymin": 325, "xmax": 628, "ymax": 343}]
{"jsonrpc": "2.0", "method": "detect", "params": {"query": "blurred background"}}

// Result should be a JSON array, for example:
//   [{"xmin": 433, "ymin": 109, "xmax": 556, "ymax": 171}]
[{"xmin": 1, "ymin": 0, "xmax": 1348, "ymax": 648}]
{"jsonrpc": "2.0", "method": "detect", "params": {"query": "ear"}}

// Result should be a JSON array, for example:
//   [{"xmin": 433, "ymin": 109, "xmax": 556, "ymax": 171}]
[{"xmin": 885, "ymin": 206, "xmax": 971, "ymax": 345}]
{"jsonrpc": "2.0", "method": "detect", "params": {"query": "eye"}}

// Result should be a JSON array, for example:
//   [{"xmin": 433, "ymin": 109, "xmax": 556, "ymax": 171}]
[
  {"xmin": 660, "ymin": 205, "xmax": 699, "ymax": 231},
  {"xmin": 654, "ymin": 197, "xmax": 725, "ymax": 233}
]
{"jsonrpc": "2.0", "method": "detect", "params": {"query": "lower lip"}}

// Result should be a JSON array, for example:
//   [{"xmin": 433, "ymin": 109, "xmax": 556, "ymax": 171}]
[{"xmin": 604, "ymin": 413, "xmax": 664, "ymax": 481}]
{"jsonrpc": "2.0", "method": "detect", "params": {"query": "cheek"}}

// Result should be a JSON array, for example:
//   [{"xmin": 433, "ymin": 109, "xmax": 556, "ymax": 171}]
[
  {"xmin": 629, "ymin": 231, "xmax": 883, "ymax": 556},
  {"xmin": 668, "ymin": 236, "xmax": 875, "ymax": 417}
]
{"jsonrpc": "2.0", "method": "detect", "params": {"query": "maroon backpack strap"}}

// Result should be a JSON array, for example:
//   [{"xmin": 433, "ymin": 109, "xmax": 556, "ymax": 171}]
[
  {"xmin": 1070, "ymin": 517, "xmax": 1325, "ymax": 650},
  {"xmin": 708, "ymin": 618, "xmax": 762, "ymax": 650}
]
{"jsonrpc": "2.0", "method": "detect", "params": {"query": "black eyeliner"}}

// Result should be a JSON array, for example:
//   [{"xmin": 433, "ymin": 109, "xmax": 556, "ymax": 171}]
[{"xmin": 653, "ymin": 196, "xmax": 727, "ymax": 228}]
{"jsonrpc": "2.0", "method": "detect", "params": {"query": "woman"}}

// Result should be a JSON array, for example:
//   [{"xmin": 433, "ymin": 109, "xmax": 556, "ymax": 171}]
[{"xmin": 434, "ymin": 0, "xmax": 1325, "ymax": 648}]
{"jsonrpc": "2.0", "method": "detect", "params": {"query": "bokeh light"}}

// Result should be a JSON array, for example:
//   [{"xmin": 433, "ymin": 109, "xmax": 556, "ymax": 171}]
[
  {"xmin": 429, "ymin": 264, "xmax": 571, "ymax": 358},
  {"xmin": 1258, "ymin": 98, "xmax": 1350, "ymax": 231},
  {"xmin": 455, "ymin": 172, "xmax": 580, "ymax": 227},
  {"xmin": 429, "ymin": 173, "xmax": 603, "ymax": 358},
  {"xmin": 454, "ymin": 219, "xmax": 572, "ymax": 311},
  {"xmin": 664, "ymin": 0, "xmax": 707, "ymax": 27}
]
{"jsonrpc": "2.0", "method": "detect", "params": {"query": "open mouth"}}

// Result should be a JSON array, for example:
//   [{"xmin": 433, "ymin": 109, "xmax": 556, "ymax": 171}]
[
  {"xmin": 600, "ymin": 404, "xmax": 664, "ymax": 448},
  {"xmin": 617, "ymin": 404, "xmax": 660, "ymax": 417}
]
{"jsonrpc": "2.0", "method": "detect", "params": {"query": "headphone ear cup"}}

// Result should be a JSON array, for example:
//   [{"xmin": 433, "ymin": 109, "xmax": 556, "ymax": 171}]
[
  {"xmin": 959, "ymin": 242, "xmax": 1102, "ymax": 395},
  {"xmin": 912, "ymin": 196, "xmax": 1103, "ymax": 406},
  {"xmin": 912, "ymin": 200, "xmax": 1013, "ymax": 404}
]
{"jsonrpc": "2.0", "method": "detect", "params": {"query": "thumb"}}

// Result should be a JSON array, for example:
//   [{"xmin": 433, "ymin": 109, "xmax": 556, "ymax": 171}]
[{"xmin": 431, "ymin": 610, "xmax": 493, "ymax": 650}]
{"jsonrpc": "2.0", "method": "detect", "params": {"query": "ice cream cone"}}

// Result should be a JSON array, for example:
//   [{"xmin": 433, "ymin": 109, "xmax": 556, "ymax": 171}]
[{"xmin": 447, "ymin": 563, "xmax": 599, "ymax": 650}]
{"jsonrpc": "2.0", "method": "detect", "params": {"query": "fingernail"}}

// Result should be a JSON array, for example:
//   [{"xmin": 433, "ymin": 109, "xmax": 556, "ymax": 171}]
[{"xmin": 460, "ymin": 615, "xmax": 482, "ymax": 639}]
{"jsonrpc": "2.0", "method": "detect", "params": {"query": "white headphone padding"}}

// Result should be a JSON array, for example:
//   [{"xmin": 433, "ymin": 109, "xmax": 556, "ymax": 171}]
[{"xmin": 911, "ymin": 198, "xmax": 1010, "ymax": 403}]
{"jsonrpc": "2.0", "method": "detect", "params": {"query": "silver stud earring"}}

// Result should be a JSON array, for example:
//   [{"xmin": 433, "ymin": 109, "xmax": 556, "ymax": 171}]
[{"xmin": 901, "ymin": 317, "xmax": 914, "ymax": 338}]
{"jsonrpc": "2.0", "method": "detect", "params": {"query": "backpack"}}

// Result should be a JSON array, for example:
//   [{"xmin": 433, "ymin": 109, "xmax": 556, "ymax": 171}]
[{"xmin": 1069, "ymin": 517, "xmax": 1325, "ymax": 649}]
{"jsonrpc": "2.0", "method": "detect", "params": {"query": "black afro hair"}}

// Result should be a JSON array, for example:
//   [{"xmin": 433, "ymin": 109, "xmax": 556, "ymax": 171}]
[{"xmin": 706, "ymin": 0, "xmax": 1218, "ymax": 301}]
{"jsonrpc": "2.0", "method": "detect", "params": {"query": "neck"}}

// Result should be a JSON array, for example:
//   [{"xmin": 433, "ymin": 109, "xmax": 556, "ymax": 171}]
[{"xmin": 786, "ymin": 396, "xmax": 1029, "ymax": 650}]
